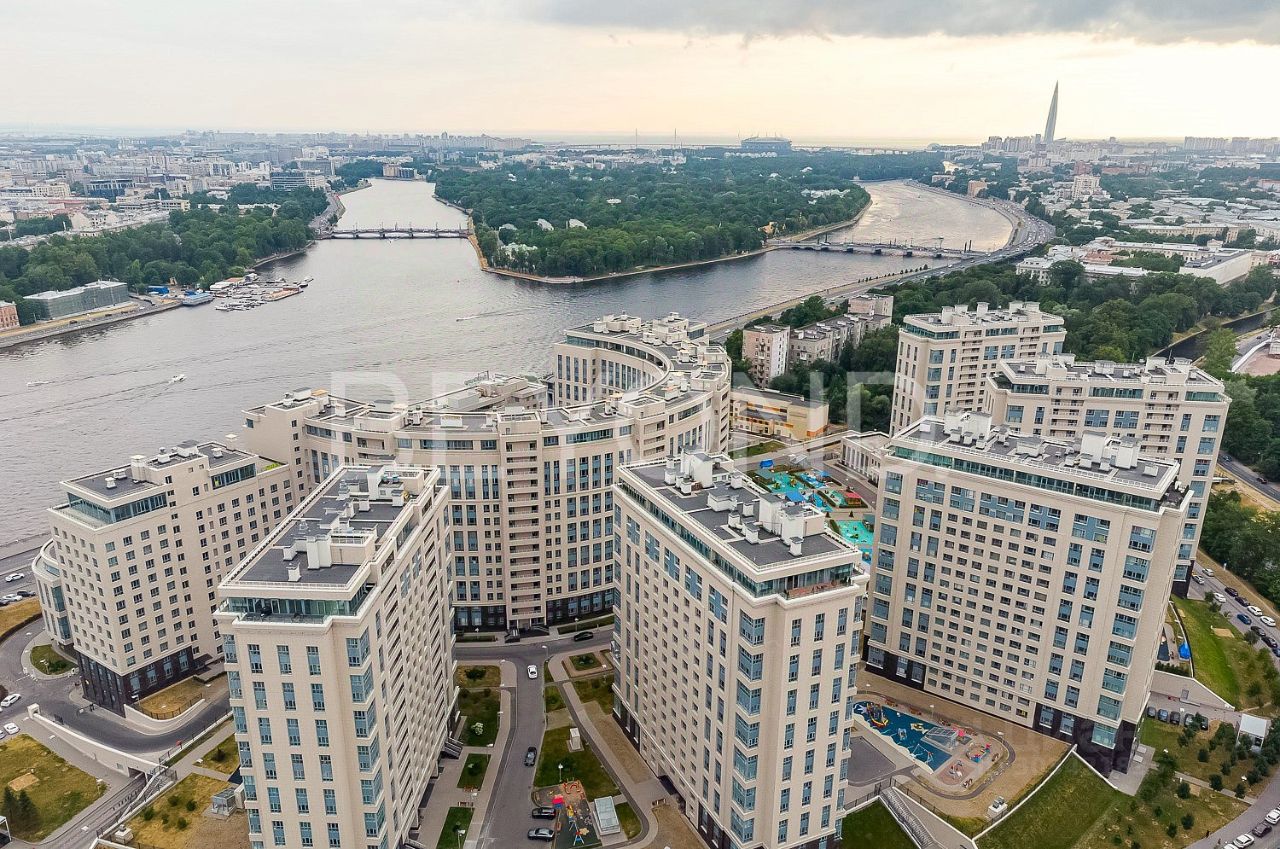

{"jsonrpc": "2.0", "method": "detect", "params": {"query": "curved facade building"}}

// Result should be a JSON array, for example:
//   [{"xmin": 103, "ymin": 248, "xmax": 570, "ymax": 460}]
[{"xmin": 242, "ymin": 313, "xmax": 732, "ymax": 631}]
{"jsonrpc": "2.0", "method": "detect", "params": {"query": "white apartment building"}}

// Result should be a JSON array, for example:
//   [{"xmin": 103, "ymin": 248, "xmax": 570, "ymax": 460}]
[
  {"xmin": 868, "ymin": 412, "xmax": 1191, "ymax": 774},
  {"xmin": 217, "ymin": 465, "xmax": 454, "ymax": 849},
  {"xmin": 987, "ymin": 355, "xmax": 1229, "ymax": 591},
  {"xmin": 33, "ymin": 440, "xmax": 295, "ymax": 713},
  {"xmin": 890, "ymin": 302, "xmax": 1066, "ymax": 434},
  {"xmin": 614, "ymin": 452, "xmax": 869, "ymax": 849},
  {"xmin": 743, "ymin": 324, "xmax": 790, "ymax": 385},
  {"xmin": 242, "ymin": 313, "xmax": 731, "ymax": 631}
]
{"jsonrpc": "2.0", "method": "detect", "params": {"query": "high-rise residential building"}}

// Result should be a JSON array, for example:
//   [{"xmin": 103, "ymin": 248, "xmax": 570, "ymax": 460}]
[
  {"xmin": 867, "ymin": 412, "xmax": 1191, "ymax": 773},
  {"xmin": 217, "ymin": 464, "xmax": 454, "ymax": 849},
  {"xmin": 1044, "ymin": 81, "xmax": 1060, "ymax": 145},
  {"xmin": 614, "ymin": 451, "xmax": 869, "ymax": 849},
  {"xmin": 241, "ymin": 313, "xmax": 730, "ymax": 632},
  {"xmin": 742, "ymin": 324, "xmax": 791, "ymax": 385},
  {"xmin": 890, "ymin": 302, "xmax": 1066, "ymax": 434},
  {"xmin": 987, "ymin": 355, "xmax": 1230, "ymax": 593},
  {"xmin": 33, "ymin": 440, "xmax": 296, "ymax": 712}
]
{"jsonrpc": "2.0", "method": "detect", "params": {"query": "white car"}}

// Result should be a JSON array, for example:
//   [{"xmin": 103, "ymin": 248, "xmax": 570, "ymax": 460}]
[
  {"xmin": 0, "ymin": 594, "xmax": 19, "ymax": 603},
  {"xmin": 2, "ymin": 723, "xmax": 17, "ymax": 735},
  {"xmin": 3, "ymin": 573, "xmax": 22, "ymax": 583},
  {"xmin": 1201, "ymin": 567, "xmax": 1215, "ymax": 577},
  {"xmin": 1235, "ymin": 833, "xmax": 1255, "ymax": 847},
  {"xmin": 0, "ymin": 693, "xmax": 21, "ymax": 708},
  {"xmin": 527, "ymin": 665, "xmax": 538, "ymax": 680},
  {"xmin": 1248, "ymin": 605, "xmax": 1264, "ymax": 617},
  {"xmin": 1214, "ymin": 592, "xmax": 1228, "ymax": 604},
  {"xmin": 1266, "ymin": 808, "xmax": 1280, "ymax": 825},
  {"xmin": 1263, "ymin": 616, "xmax": 1278, "ymax": 628}
]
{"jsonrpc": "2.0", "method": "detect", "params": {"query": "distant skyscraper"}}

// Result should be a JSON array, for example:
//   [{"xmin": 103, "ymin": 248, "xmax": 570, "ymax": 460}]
[{"xmin": 1044, "ymin": 81, "xmax": 1060, "ymax": 145}]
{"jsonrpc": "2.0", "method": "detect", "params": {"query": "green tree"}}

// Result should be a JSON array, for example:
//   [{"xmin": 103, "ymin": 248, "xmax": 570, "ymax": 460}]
[{"xmin": 1202, "ymin": 329, "xmax": 1238, "ymax": 380}]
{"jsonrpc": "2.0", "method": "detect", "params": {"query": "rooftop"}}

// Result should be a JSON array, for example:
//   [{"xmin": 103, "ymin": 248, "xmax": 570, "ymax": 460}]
[
  {"xmin": 66, "ymin": 440, "xmax": 257, "ymax": 500},
  {"xmin": 996, "ymin": 354, "xmax": 1223, "ymax": 389},
  {"xmin": 904, "ymin": 301, "xmax": 1061, "ymax": 329}
]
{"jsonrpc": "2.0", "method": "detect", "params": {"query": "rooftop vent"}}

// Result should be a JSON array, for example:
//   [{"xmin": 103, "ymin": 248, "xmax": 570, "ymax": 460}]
[{"xmin": 105, "ymin": 477, "xmax": 116, "ymax": 490}]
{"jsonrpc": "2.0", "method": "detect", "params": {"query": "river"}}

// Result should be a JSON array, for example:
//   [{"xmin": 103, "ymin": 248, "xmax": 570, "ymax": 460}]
[{"xmin": 0, "ymin": 179, "xmax": 1010, "ymax": 545}]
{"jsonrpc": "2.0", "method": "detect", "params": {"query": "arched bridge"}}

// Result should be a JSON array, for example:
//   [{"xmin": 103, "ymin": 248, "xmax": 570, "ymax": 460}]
[
  {"xmin": 776, "ymin": 240, "xmax": 984, "ymax": 259},
  {"xmin": 324, "ymin": 227, "xmax": 470, "ymax": 239}
]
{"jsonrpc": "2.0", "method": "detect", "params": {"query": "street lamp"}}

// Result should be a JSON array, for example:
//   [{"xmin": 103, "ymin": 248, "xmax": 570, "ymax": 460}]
[
  {"xmin": 558, "ymin": 762, "xmax": 564, "ymax": 784},
  {"xmin": 455, "ymin": 827, "xmax": 465, "ymax": 849}
]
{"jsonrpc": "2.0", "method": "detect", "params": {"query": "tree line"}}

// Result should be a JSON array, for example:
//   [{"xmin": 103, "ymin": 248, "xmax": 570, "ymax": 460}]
[
  {"xmin": 435, "ymin": 153, "xmax": 940, "ymax": 278},
  {"xmin": 0, "ymin": 187, "xmax": 325, "ymax": 324}
]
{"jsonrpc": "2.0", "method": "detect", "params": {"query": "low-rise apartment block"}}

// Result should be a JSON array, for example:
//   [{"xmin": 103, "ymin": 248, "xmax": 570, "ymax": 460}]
[
  {"xmin": 615, "ymin": 452, "xmax": 869, "ymax": 849},
  {"xmin": 217, "ymin": 464, "xmax": 454, "ymax": 849},
  {"xmin": 730, "ymin": 386, "xmax": 829, "ymax": 440},
  {"xmin": 33, "ymin": 440, "xmax": 295, "ymax": 712},
  {"xmin": 890, "ymin": 302, "xmax": 1065, "ymax": 434},
  {"xmin": 742, "ymin": 324, "xmax": 790, "ymax": 385},
  {"xmin": 988, "ymin": 355, "xmax": 1230, "ymax": 592},
  {"xmin": 242, "ymin": 313, "xmax": 730, "ymax": 631},
  {"xmin": 867, "ymin": 412, "xmax": 1191, "ymax": 773}
]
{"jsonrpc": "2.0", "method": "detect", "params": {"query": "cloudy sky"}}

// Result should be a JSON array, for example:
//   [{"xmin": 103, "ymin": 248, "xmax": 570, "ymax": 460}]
[{"xmin": 6, "ymin": 0, "xmax": 1279, "ymax": 143}]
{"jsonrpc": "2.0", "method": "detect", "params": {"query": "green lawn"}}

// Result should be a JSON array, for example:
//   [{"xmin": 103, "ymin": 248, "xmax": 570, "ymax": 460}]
[
  {"xmin": 573, "ymin": 674, "xmax": 615, "ymax": 712},
  {"xmin": 458, "ymin": 688, "xmax": 500, "ymax": 746},
  {"xmin": 198, "ymin": 733, "xmax": 240, "ymax": 775},
  {"xmin": 434, "ymin": 807, "xmax": 474, "ymax": 849},
  {"xmin": 30, "ymin": 643, "xmax": 74, "ymax": 675},
  {"xmin": 615, "ymin": 801, "xmax": 641, "ymax": 839},
  {"xmin": 730, "ymin": 439, "xmax": 785, "ymax": 459},
  {"xmin": 0, "ymin": 734, "xmax": 106, "ymax": 840},
  {"xmin": 455, "ymin": 665, "xmax": 501, "ymax": 688},
  {"xmin": 979, "ymin": 753, "xmax": 1247, "ymax": 849},
  {"xmin": 534, "ymin": 722, "xmax": 619, "ymax": 799},
  {"xmin": 570, "ymin": 653, "xmax": 600, "ymax": 671},
  {"xmin": 544, "ymin": 685, "xmax": 565, "ymax": 712},
  {"xmin": 457, "ymin": 753, "xmax": 490, "ymax": 790},
  {"xmin": 1174, "ymin": 596, "xmax": 1280, "ymax": 712},
  {"xmin": 841, "ymin": 802, "xmax": 915, "ymax": 849},
  {"xmin": 1139, "ymin": 716, "xmax": 1265, "ymax": 789},
  {"xmin": 0, "ymin": 598, "xmax": 40, "ymax": 637},
  {"xmin": 558, "ymin": 615, "xmax": 614, "ymax": 634}
]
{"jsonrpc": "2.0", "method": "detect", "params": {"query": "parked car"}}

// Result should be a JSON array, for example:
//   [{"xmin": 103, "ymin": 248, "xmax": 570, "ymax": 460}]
[
  {"xmin": 1248, "ymin": 605, "xmax": 1264, "ymax": 616},
  {"xmin": 526, "ymin": 664, "xmax": 538, "ymax": 680},
  {"xmin": 1214, "ymin": 592, "xmax": 1228, "ymax": 604},
  {"xmin": 1234, "ymin": 832, "xmax": 1256, "ymax": 846},
  {"xmin": 504, "ymin": 632, "xmax": 521, "ymax": 644},
  {"xmin": 1263, "ymin": 616, "xmax": 1278, "ymax": 628},
  {"xmin": 1193, "ymin": 574, "xmax": 1206, "ymax": 585},
  {"xmin": 1258, "ymin": 475, "xmax": 1270, "ymax": 485},
  {"xmin": 0, "ymin": 595, "xmax": 19, "ymax": 603},
  {"xmin": 1238, "ymin": 596, "xmax": 1251, "ymax": 606},
  {"xmin": 1251, "ymin": 625, "xmax": 1265, "ymax": 637},
  {"xmin": 531, "ymin": 807, "xmax": 556, "ymax": 820},
  {"xmin": 527, "ymin": 828, "xmax": 555, "ymax": 841},
  {"xmin": 0, "ymin": 694, "xmax": 20, "ymax": 708},
  {"xmin": 1168, "ymin": 711, "xmax": 1184, "ymax": 725},
  {"xmin": 1202, "ymin": 566, "xmax": 1216, "ymax": 577},
  {"xmin": 1264, "ymin": 808, "xmax": 1280, "ymax": 825},
  {"xmin": 1157, "ymin": 709, "xmax": 1170, "ymax": 722},
  {"xmin": 1272, "ymin": 646, "xmax": 1280, "ymax": 659},
  {"xmin": 15, "ymin": 590, "xmax": 33, "ymax": 598},
  {"xmin": 1183, "ymin": 713, "xmax": 1196, "ymax": 727},
  {"xmin": 573, "ymin": 630, "xmax": 594, "ymax": 642},
  {"xmin": 2, "ymin": 573, "xmax": 21, "ymax": 583},
  {"xmin": 1252, "ymin": 822, "xmax": 1273, "ymax": 837},
  {"xmin": 1200, "ymin": 715, "xmax": 1211, "ymax": 730},
  {"xmin": 525, "ymin": 746, "xmax": 537, "ymax": 767},
  {"xmin": 1, "ymin": 723, "xmax": 16, "ymax": 735},
  {"xmin": 1238, "ymin": 613, "xmax": 1253, "ymax": 626},
  {"xmin": 1146, "ymin": 705, "xmax": 1157, "ymax": 718},
  {"xmin": 1264, "ymin": 635, "xmax": 1278, "ymax": 649},
  {"xmin": 1226, "ymin": 586, "xmax": 1241, "ymax": 598}
]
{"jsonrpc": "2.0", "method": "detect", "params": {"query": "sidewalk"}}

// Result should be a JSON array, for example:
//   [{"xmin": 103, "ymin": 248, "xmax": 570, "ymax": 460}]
[{"xmin": 416, "ymin": 662, "xmax": 514, "ymax": 847}]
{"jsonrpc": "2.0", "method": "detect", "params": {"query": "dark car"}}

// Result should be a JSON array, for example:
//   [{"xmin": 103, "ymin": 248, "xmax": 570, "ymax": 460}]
[
  {"xmin": 1157, "ymin": 709, "xmax": 1170, "ymax": 722},
  {"xmin": 528, "ymin": 828, "xmax": 555, "ymax": 841},
  {"xmin": 525, "ymin": 746, "xmax": 537, "ymax": 767},
  {"xmin": 1272, "ymin": 646, "xmax": 1280, "ymax": 659},
  {"xmin": 1259, "ymin": 475, "xmax": 1270, "ymax": 485},
  {"xmin": 531, "ymin": 807, "xmax": 556, "ymax": 820},
  {"xmin": 504, "ymin": 632, "xmax": 522, "ymax": 643},
  {"xmin": 1146, "ymin": 705, "xmax": 1157, "ymax": 718},
  {"xmin": 1252, "ymin": 625, "xmax": 1265, "ymax": 637},
  {"xmin": 1239, "ymin": 613, "xmax": 1253, "ymax": 626},
  {"xmin": 1227, "ymin": 587, "xmax": 1241, "ymax": 598},
  {"xmin": 573, "ymin": 630, "xmax": 594, "ymax": 642},
  {"xmin": 1253, "ymin": 822, "xmax": 1273, "ymax": 838},
  {"xmin": 1265, "ymin": 635, "xmax": 1278, "ymax": 649},
  {"xmin": 1168, "ymin": 711, "xmax": 1183, "ymax": 725}
]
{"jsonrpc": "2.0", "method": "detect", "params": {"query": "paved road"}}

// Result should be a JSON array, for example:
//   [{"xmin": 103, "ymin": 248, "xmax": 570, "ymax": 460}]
[
  {"xmin": 0, "ymin": 547, "xmax": 227, "ymax": 755},
  {"xmin": 459, "ymin": 631, "xmax": 612, "ymax": 849},
  {"xmin": 1219, "ymin": 456, "xmax": 1280, "ymax": 505}
]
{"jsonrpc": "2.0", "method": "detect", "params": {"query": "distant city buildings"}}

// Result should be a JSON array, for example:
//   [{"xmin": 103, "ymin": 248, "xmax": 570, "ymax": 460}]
[
  {"xmin": 25, "ymin": 280, "xmax": 130, "ymax": 321},
  {"xmin": 740, "ymin": 136, "xmax": 793, "ymax": 154},
  {"xmin": 1016, "ymin": 237, "xmax": 1256, "ymax": 286},
  {"xmin": 0, "ymin": 300, "xmax": 18, "ymax": 329}
]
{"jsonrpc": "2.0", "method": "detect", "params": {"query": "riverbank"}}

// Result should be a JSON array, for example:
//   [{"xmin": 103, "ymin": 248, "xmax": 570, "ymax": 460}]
[{"xmin": 0, "ymin": 299, "xmax": 181, "ymax": 350}]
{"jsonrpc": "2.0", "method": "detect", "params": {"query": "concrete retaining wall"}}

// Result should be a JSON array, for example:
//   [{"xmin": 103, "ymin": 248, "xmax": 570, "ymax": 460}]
[{"xmin": 26, "ymin": 704, "xmax": 159, "ymax": 775}]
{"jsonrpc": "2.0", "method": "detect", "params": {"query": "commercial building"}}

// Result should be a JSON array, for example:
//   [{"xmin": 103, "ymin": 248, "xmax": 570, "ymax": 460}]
[
  {"xmin": 217, "ymin": 464, "xmax": 454, "ymax": 849},
  {"xmin": 614, "ymin": 451, "xmax": 869, "ymax": 849},
  {"xmin": 1016, "ymin": 239, "xmax": 1255, "ymax": 286},
  {"xmin": 740, "ymin": 136, "xmax": 793, "ymax": 154},
  {"xmin": 742, "ymin": 324, "xmax": 790, "ymax": 384},
  {"xmin": 0, "ymin": 300, "xmax": 18, "ymax": 330},
  {"xmin": 33, "ymin": 440, "xmax": 295, "ymax": 713},
  {"xmin": 987, "ymin": 355, "xmax": 1229, "ymax": 592},
  {"xmin": 867, "ymin": 412, "xmax": 1190, "ymax": 774},
  {"xmin": 26, "ymin": 280, "xmax": 130, "ymax": 321},
  {"xmin": 730, "ymin": 386, "xmax": 829, "ymax": 440},
  {"xmin": 890, "ymin": 302, "xmax": 1066, "ymax": 434},
  {"xmin": 242, "ymin": 313, "xmax": 731, "ymax": 631}
]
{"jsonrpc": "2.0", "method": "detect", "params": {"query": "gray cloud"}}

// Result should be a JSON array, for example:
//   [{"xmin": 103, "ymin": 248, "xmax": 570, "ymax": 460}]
[{"xmin": 522, "ymin": 0, "xmax": 1280, "ymax": 44}]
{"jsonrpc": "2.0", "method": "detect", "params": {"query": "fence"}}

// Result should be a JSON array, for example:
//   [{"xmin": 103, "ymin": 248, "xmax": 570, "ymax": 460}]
[
  {"xmin": 882, "ymin": 787, "xmax": 946, "ymax": 849},
  {"xmin": 135, "ymin": 694, "xmax": 203, "ymax": 721}
]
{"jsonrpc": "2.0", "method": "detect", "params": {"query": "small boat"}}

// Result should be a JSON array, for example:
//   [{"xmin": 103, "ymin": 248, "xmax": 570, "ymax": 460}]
[
  {"xmin": 301, "ymin": 276, "xmax": 314, "ymax": 284},
  {"xmin": 169, "ymin": 374, "xmax": 186, "ymax": 383},
  {"xmin": 26, "ymin": 380, "xmax": 49, "ymax": 387},
  {"xmin": 456, "ymin": 314, "xmax": 478, "ymax": 322}
]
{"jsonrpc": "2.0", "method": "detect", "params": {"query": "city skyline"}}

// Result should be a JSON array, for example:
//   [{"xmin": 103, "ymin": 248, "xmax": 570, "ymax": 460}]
[{"xmin": 4, "ymin": 0, "xmax": 1279, "ymax": 140}]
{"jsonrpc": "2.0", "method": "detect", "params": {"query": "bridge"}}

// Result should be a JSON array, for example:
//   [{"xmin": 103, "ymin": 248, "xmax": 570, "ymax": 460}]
[
  {"xmin": 324, "ymin": 227, "xmax": 469, "ymax": 239},
  {"xmin": 776, "ymin": 239, "xmax": 985, "ymax": 259}
]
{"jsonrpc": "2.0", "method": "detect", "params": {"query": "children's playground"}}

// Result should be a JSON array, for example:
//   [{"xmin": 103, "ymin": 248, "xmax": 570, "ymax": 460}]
[
  {"xmin": 854, "ymin": 698, "xmax": 1003, "ymax": 791},
  {"xmin": 750, "ymin": 462, "xmax": 875, "ymax": 564},
  {"xmin": 532, "ymin": 781, "xmax": 602, "ymax": 849}
]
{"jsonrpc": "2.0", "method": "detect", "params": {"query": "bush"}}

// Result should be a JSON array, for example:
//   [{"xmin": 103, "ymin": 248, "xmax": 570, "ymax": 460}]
[
  {"xmin": 1234, "ymin": 782, "xmax": 1247, "ymax": 798},
  {"xmin": 142, "ymin": 807, "xmax": 155, "ymax": 821},
  {"xmin": 1176, "ymin": 780, "xmax": 1191, "ymax": 799},
  {"xmin": 168, "ymin": 795, "xmax": 180, "ymax": 807},
  {"xmin": 185, "ymin": 799, "xmax": 196, "ymax": 812},
  {"xmin": 1166, "ymin": 823, "xmax": 1178, "ymax": 838},
  {"xmin": 1198, "ymin": 748, "xmax": 1209, "ymax": 762},
  {"xmin": 177, "ymin": 817, "xmax": 189, "ymax": 830},
  {"xmin": 1210, "ymin": 774, "xmax": 1224, "ymax": 791},
  {"xmin": 1181, "ymin": 813, "xmax": 1195, "ymax": 831},
  {"xmin": 465, "ymin": 667, "xmax": 486, "ymax": 681}
]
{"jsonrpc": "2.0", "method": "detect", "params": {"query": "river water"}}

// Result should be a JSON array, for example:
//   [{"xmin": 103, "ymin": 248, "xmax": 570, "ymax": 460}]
[{"xmin": 0, "ymin": 179, "xmax": 1010, "ymax": 545}]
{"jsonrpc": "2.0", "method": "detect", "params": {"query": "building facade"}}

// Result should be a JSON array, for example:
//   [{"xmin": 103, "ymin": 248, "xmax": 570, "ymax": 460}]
[
  {"xmin": 242, "ymin": 314, "xmax": 731, "ymax": 632},
  {"xmin": 867, "ymin": 412, "xmax": 1191, "ymax": 773},
  {"xmin": 987, "ymin": 355, "xmax": 1230, "ymax": 593},
  {"xmin": 730, "ymin": 386, "xmax": 829, "ymax": 441},
  {"xmin": 614, "ymin": 452, "xmax": 869, "ymax": 849},
  {"xmin": 217, "ymin": 465, "xmax": 455, "ymax": 849},
  {"xmin": 0, "ymin": 300, "xmax": 18, "ymax": 330},
  {"xmin": 890, "ymin": 302, "xmax": 1066, "ymax": 434},
  {"xmin": 26, "ymin": 280, "xmax": 130, "ymax": 321},
  {"xmin": 742, "ymin": 324, "xmax": 790, "ymax": 385},
  {"xmin": 33, "ymin": 440, "xmax": 295, "ymax": 712}
]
